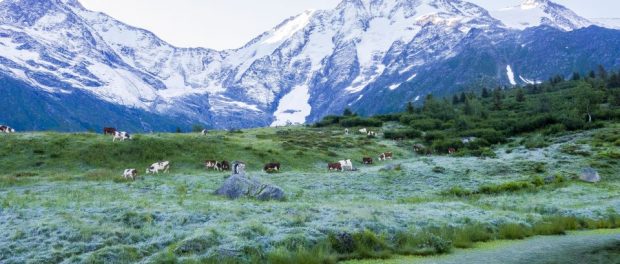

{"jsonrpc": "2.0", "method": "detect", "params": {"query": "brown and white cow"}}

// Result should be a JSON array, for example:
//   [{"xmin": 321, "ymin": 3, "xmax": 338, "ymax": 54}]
[
  {"xmin": 205, "ymin": 160, "xmax": 224, "ymax": 171},
  {"xmin": 113, "ymin": 131, "xmax": 131, "ymax": 142},
  {"xmin": 362, "ymin": 157, "xmax": 373, "ymax": 164},
  {"xmin": 413, "ymin": 144, "xmax": 426, "ymax": 153},
  {"xmin": 378, "ymin": 152, "xmax": 393, "ymax": 161},
  {"xmin": 328, "ymin": 162, "xmax": 342, "ymax": 171},
  {"xmin": 264, "ymin": 162, "xmax": 281, "ymax": 172},
  {"xmin": 0, "ymin": 125, "xmax": 15, "ymax": 133},
  {"xmin": 103, "ymin": 127, "xmax": 116, "ymax": 135},
  {"xmin": 147, "ymin": 161, "xmax": 170, "ymax": 174},
  {"xmin": 220, "ymin": 160, "xmax": 231, "ymax": 171},
  {"xmin": 123, "ymin": 169, "xmax": 138, "ymax": 181},
  {"xmin": 448, "ymin": 148, "xmax": 457, "ymax": 154}
]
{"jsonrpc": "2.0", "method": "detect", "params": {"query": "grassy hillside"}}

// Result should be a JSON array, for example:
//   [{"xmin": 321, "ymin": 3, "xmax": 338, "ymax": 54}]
[{"xmin": 0, "ymin": 70, "xmax": 619, "ymax": 264}]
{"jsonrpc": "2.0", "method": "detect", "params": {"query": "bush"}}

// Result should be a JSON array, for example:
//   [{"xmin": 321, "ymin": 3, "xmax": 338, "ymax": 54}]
[
  {"xmin": 424, "ymin": 131, "xmax": 446, "ymax": 142},
  {"xmin": 512, "ymin": 114, "xmax": 557, "ymax": 134},
  {"xmin": 461, "ymin": 129, "xmax": 506, "ymax": 145},
  {"xmin": 409, "ymin": 118, "xmax": 442, "ymax": 131},
  {"xmin": 498, "ymin": 223, "xmax": 531, "ymax": 240}
]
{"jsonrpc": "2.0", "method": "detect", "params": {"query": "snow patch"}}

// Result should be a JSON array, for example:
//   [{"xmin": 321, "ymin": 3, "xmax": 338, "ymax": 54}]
[
  {"xmin": 389, "ymin": 83, "xmax": 400, "ymax": 90},
  {"xmin": 519, "ymin": 75, "xmax": 542, "ymax": 85},
  {"xmin": 271, "ymin": 85, "xmax": 312, "ymax": 126},
  {"xmin": 506, "ymin": 65, "xmax": 516, "ymax": 86}
]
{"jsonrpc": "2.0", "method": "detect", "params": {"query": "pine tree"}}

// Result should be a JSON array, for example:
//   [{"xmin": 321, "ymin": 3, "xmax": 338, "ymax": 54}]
[
  {"xmin": 343, "ymin": 108, "xmax": 354, "ymax": 116},
  {"xmin": 481, "ymin": 87, "xmax": 490, "ymax": 98},
  {"xmin": 452, "ymin": 95, "xmax": 459, "ymax": 105},
  {"xmin": 588, "ymin": 70, "xmax": 596, "ymax": 79},
  {"xmin": 516, "ymin": 88, "xmax": 525, "ymax": 102},
  {"xmin": 459, "ymin": 92, "xmax": 466, "ymax": 103},
  {"xmin": 406, "ymin": 101, "xmax": 415, "ymax": 114},
  {"xmin": 597, "ymin": 65, "xmax": 608, "ymax": 80},
  {"xmin": 572, "ymin": 72, "xmax": 581, "ymax": 81},
  {"xmin": 493, "ymin": 88, "xmax": 502, "ymax": 110}
]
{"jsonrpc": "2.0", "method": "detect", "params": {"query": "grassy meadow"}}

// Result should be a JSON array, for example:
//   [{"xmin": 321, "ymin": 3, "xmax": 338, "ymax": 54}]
[{"xmin": 1, "ymin": 123, "xmax": 619, "ymax": 263}]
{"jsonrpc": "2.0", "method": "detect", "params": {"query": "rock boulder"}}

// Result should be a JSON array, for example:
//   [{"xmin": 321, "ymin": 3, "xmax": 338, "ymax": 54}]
[{"xmin": 215, "ymin": 173, "xmax": 285, "ymax": 201}]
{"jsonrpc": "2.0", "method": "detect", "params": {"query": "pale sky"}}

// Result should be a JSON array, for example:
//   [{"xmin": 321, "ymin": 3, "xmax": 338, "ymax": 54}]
[{"xmin": 77, "ymin": 0, "xmax": 619, "ymax": 50}]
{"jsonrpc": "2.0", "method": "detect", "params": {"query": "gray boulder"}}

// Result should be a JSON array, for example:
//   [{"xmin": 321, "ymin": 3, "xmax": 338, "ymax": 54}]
[
  {"xmin": 215, "ymin": 173, "xmax": 285, "ymax": 201},
  {"xmin": 579, "ymin": 168, "xmax": 601, "ymax": 183}
]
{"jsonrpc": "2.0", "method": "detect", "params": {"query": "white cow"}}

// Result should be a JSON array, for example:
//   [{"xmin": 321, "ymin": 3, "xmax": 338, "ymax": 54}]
[
  {"xmin": 344, "ymin": 128, "xmax": 349, "ymax": 135},
  {"xmin": 359, "ymin": 128, "xmax": 367, "ymax": 134},
  {"xmin": 339, "ymin": 159, "xmax": 354, "ymax": 171},
  {"xmin": 0, "ymin": 125, "xmax": 15, "ymax": 133},
  {"xmin": 201, "ymin": 129, "xmax": 208, "ymax": 135},
  {"xmin": 367, "ymin": 131, "xmax": 377, "ymax": 137},
  {"xmin": 123, "ymin": 169, "xmax": 138, "ymax": 181},
  {"xmin": 113, "ymin": 131, "xmax": 132, "ymax": 142},
  {"xmin": 146, "ymin": 161, "xmax": 170, "ymax": 174}
]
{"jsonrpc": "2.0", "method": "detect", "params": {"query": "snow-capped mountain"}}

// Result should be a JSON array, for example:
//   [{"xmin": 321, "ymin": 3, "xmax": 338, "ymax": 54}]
[
  {"xmin": 1, "ymin": 0, "xmax": 619, "ymax": 131},
  {"xmin": 491, "ymin": 0, "xmax": 593, "ymax": 31}
]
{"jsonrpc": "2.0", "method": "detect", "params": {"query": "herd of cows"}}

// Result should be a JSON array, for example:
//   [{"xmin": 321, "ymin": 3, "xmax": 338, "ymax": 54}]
[{"xmin": 0, "ymin": 124, "xmax": 458, "ymax": 181}]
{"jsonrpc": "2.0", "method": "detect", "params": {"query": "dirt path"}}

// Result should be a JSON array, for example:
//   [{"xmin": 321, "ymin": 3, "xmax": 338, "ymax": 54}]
[{"xmin": 347, "ymin": 229, "xmax": 620, "ymax": 264}]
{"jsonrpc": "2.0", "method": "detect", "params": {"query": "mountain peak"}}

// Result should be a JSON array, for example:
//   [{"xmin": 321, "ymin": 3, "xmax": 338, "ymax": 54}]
[{"xmin": 491, "ymin": 0, "xmax": 592, "ymax": 31}]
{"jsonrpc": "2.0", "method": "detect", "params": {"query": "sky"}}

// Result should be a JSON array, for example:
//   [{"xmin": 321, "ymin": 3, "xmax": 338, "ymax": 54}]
[{"xmin": 78, "ymin": 0, "xmax": 619, "ymax": 50}]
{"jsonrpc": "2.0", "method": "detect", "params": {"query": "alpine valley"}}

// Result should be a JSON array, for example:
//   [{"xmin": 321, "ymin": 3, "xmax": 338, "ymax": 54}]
[{"xmin": 1, "ymin": 0, "xmax": 619, "ymax": 131}]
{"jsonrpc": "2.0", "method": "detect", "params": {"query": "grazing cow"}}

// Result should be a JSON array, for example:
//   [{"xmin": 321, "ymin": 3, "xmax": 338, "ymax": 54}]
[
  {"xmin": 362, "ymin": 157, "xmax": 373, "ymax": 164},
  {"xmin": 367, "ymin": 131, "xmax": 377, "ymax": 137},
  {"xmin": 413, "ymin": 144, "xmax": 426, "ymax": 153},
  {"xmin": 0, "ymin": 125, "xmax": 15, "ymax": 133},
  {"xmin": 146, "ymin": 161, "xmax": 170, "ymax": 174},
  {"xmin": 112, "ymin": 131, "xmax": 131, "ymax": 142},
  {"xmin": 378, "ymin": 152, "xmax": 393, "ymax": 161},
  {"xmin": 344, "ymin": 128, "xmax": 349, "ymax": 135},
  {"xmin": 448, "ymin": 148, "xmax": 457, "ymax": 154},
  {"xmin": 201, "ymin": 129, "xmax": 208, "ymax": 135},
  {"xmin": 328, "ymin": 162, "xmax": 342, "ymax": 171},
  {"xmin": 123, "ymin": 169, "xmax": 138, "ymax": 181},
  {"xmin": 205, "ymin": 160, "xmax": 221, "ymax": 171},
  {"xmin": 339, "ymin": 159, "xmax": 354, "ymax": 171},
  {"xmin": 103, "ymin": 127, "xmax": 116, "ymax": 135},
  {"xmin": 233, "ymin": 161, "xmax": 246, "ymax": 175},
  {"xmin": 264, "ymin": 162, "xmax": 281, "ymax": 172},
  {"xmin": 359, "ymin": 128, "xmax": 368, "ymax": 134},
  {"xmin": 220, "ymin": 160, "xmax": 231, "ymax": 171}
]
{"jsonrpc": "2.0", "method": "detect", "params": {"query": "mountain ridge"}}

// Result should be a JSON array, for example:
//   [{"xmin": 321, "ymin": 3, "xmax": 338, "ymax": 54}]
[{"xmin": 0, "ymin": 0, "xmax": 619, "ymax": 131}]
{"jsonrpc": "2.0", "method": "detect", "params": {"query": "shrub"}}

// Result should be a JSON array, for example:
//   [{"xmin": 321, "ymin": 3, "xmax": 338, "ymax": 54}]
[
  {"xmin": 423, "ymin": 131, "xmax": 446, "ymax": 142},
  {"xmin": 409, "ymin": 118, "xmax": 442, "ymax": 131},
  {"xmin": 498, "ymin": 223, "xmax": 531, "ymax": 240},
  {"xmin": 461, "ymin": 129, "xmax": 506, "ymax": 145}
]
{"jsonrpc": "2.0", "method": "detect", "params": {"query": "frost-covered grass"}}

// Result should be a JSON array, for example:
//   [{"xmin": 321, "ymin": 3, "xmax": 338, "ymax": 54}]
[{"xmin": 0, "ymin": 125, "xmax": 618, "ymax": 263}]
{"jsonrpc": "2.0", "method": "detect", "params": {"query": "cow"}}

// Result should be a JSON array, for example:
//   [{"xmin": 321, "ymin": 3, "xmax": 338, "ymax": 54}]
[
  {"xmin": 367, "ymin": 131, "xmax": 377, "ymax": 137},
  {"xmin": 103, "ymin": 127, "xmax": 116, "ymax": 135},
  {"xmin": 359, "ymin": 128, "xmax": 368, "ymax": 134},
  {"xmin": 201, "ymin": 129, "xmax": 208, "ymax": 135},
  {"xmin": 220, "ymin": 160, "xmax": 231, "ymax": 171},
  {"xmin": 344, "ymin": 128, "xmax": 349, "ymax": 135},
  {"xmin": 378, "ymin": 152, "xmax": 393, "ymax": 161},
  {"xmin": 113, "ymin": 131, "xmax": 131, "ymax": 142},
  {"xmin": 339, "ymin": 159, "xmax": 354, "ymax": 171},
  {"xmin": 328, "ymin": 162, "xmax": 342, "ymax": 171},
  {"xmin": 205, "ymin": 160, "xmax": 221, "ymax": 171},
  {"xmin": 448, "ymin": 148, "xmax": 457, "ymax": 154},
  {"xmin": 123, "ymin": 169, "xmax": 138, "ymax": 181},
  {"xmin": 413, "ymin": 144, "xmax": 426, "ymax": 153},
  {"xmin": 264, "ymin": 162, "xmax": 281, "ymax": 172},
  {"xmin": 362, "ymin": 157, "xmax": 373, "ymax": 164},
  {"xmin": 146, "ymin": 161, "xmax": 170, "ymax": 174},
  {"xmin": 0, "ymin": 125, "xmax": 15, "ymax": 133}
]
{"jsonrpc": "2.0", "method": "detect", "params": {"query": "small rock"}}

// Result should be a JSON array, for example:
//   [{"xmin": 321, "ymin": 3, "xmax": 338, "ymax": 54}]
[{"xmin": 579, "ymin": 168, "xmax": 600, "ymax": 183}]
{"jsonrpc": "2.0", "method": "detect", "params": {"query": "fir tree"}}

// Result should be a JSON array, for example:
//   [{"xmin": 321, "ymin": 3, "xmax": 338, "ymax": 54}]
[
  {"xmin": 343, "ymin": 108, "xmax": 354, "ymax": 116},
  {"xmin": 493, "ymin": 88, "xmax": 502, "ymax": 110},
  {"xmin": 572, "ymin": 72, "xmax": 581, "ymax": 81},
  {"xmin": 406, "ymin": 101, "xmax": 415, "ymax": 114},
  {"xmin": 481, "ymin": 87, "xmax": 490, "ymax": 98},
  {"xmin": 516, "ymin": 88, "xmax": 525, "ymax": 102},
  {"xmin": 452, "ymin": 95, "xmax": 459, "ymax": 105},
  {"xmin": 597, "ymin": 65, "xmax": 608, "ymax": 80}
]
